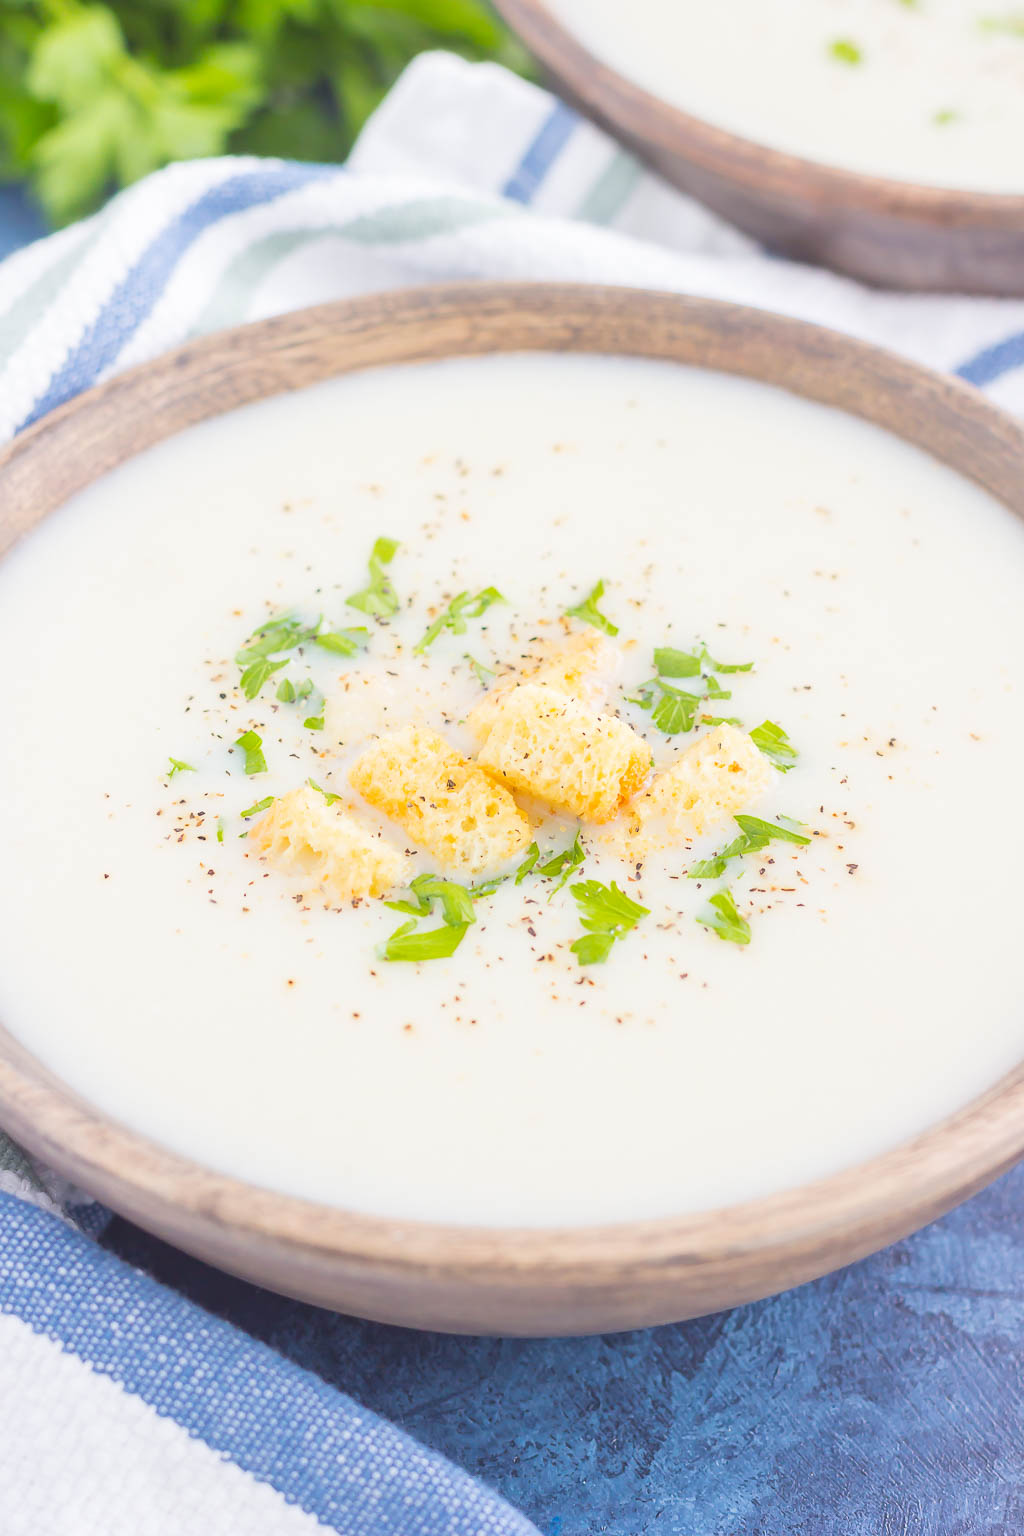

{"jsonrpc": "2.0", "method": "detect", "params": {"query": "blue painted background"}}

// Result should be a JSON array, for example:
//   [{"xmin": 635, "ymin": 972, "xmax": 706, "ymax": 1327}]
[
  {"xmin": 104, "ymin": 1161, "xmax": 1024, "ymax": 1535},
  {"xmin": 5, "ymin": 191, "xmax": 1021, "ymax": 1536}
]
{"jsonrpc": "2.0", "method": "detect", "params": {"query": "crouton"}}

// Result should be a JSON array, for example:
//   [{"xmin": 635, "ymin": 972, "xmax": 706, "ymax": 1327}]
[
  {"xmin": 474, "ymin": 682, "xmax": 649, "ymax": 824},
  {"xmin": 349, "ymin": 725, "xmax": 531, "ymax": 874},
  {"xmin": 247, "ymin": 786, "xmax": 407, "ymax": 899},
  {"xmin": 468, "ymin": 630, "xmax": 619, "ymax": 740},
  {"xmin": 626, "ymin": 724, "xmax": 771, "ymax": 842}
]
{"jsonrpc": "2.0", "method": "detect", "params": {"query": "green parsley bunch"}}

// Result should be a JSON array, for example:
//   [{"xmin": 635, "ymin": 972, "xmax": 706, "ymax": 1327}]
[{"xmin": 0, "ymin": 0, "xmax": 531, "ymax": 224}]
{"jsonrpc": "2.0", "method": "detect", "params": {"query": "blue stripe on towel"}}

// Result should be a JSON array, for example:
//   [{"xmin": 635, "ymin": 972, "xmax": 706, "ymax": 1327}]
[
  {"xmin": 18, "ymin": 163, "xmax": 340, "ymax": 433},
  {"xmin": 0, "ymin": 1193, "xmax": 538, "ymax": 1536},
  {"xmin": 955, "ymin": 330, "xmax": 1024, "ymax": 388},
  {"xmin": 502, "ymin": 102, "xmax": 579, "ymax": 204}
]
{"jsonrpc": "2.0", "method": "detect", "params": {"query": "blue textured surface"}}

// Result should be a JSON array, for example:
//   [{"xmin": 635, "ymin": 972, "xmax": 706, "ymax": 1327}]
[{"xmin": 105, "ymin": 1160, "xmax": 1024, "ymax": 1535}]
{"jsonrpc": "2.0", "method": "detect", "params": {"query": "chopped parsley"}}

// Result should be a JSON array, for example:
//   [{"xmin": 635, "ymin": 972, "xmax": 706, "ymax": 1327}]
[
  {"xmin": 565, "ymin": 579, "xmax": 618, "ymax": 636},
  {"xmin": 415, "ymin": 587, "xmax": 506, "ymax": 654},
  {"xmin": 689, "ymin": 814, "xmax": 810, "ymax": 880},
  {"xmin": 236, "ymin": 614, "xmax": 318, "ymax": 668},
  {"xmin": 698, "ymin": 889, "xmax": 751, "ymax": 946},
  {"xmin": 347, "ymin": 536, "xmax": 400, "ymax": 618},
  {"xmin": 234, "ymin": 730, "xmax": 267, "ymax": 775},
  {"xmin": 240, "ymin": 656, "xmax": 289, "ymax": 701},
  {"xmin": 829, "ymin": 37, "xmax": 863, "ymax": 63},
  {"xmin": 381, "ymin": 920, "xmax": 471, "ymax": 962},
  {"xmin": 216, "ymin": 818, "xmax": 225, "ymax": 843},
  {"xmin": 630, "ymin": 679, "xmax": 705, "ymax": 735},
  {"xmin": 515, "ymin": 843, "xmax": 541, "ymax": 884},
  {"xmin": 569, "ymin": 879, "xmax": 649, "ymax": 965},
  {"xmin": 630, "ymin": 641, "xmax": 747, "ymax": 735},
  {"xmin": 308, "ymin": 778, "xmax": 342, "ymax": 805},
  {"xmin": 537, "ymin": 830, "xmax": 586, "ymax": 896},
  {"xmin": 934, "ymin": 108, "xmax": 959, "ymax": 125},
  {"xmin": 380, "ymin": 869, "xmax": 506, "ymax": 962},
  {"xmin": 750, "ymin": 720, "xmax": 798, "ymax": 772},
  {"xmin": 167, "ymin": 757, "xmax": 195, "ymax": 779},
  {"xmin": 653, "ymin": 644, "xmax": 752, "ymax": 678},
  {"xmin": 277, "ymin": 677, "xmax": 314, "ymax": 704},
  {"xmin": 466, "ymin": 654, "xmax": 496, "ymax": 687},
  {"xmin": 235, "ymin": 612, "xmax": 365, "ymax": 699},
  {"xmin": 304, "ymin": 714, "xmax": 325, "ymax": 731},
  {"xmin": 386, "ymin": 873, "xmax": 477, "ymax": 927},
  {"xmin": 240, "ymin": 795, "xmax": 274, "ymax": 819},
  {"xmin": 314, "ymin": 627, "xmax": 369, "ymax": 657}
]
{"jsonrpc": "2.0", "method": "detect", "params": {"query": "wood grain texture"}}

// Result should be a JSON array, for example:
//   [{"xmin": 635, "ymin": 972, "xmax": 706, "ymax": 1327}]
[
  {"xmin": 493, "ymin": 0, "xmax": 1024, "ymax": 295},
  {"xmin": 1, "ymin": 282, "xmax": 1023, "ymax": 1335}
]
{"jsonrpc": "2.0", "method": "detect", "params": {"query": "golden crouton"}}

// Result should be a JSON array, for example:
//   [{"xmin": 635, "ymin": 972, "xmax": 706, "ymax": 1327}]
[
  {"xmin": 468, "ymin": 630, "xmax": 619, "ymax": 739},
  {"xmin": 247, "ymin": 785, "xmax": 407, "ymax": 899},
  {"xmin": 349, "ymin": 725, "xmax": 531, "ymax": 874},
  {"xmin": 474, "ymin": 682, "xmax": 649, "ymax": 824},
  {"xmin": 627, "ymin": 724, "xmax": 771, "ymax": 842}
]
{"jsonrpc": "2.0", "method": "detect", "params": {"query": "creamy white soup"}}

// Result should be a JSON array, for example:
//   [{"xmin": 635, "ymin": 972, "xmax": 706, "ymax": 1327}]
[
  {"xmin": 1, "ymin": 352, "xmax": 1023, "ymax": 1228},
  {"xmin": 548, "ymin": 0, "xmax": 1024, "ymax": 193}
]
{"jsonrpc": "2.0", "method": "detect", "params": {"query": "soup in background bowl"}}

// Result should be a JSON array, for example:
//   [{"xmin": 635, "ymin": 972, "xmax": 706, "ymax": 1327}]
[{"xmin": 493, "ymin": 0, "xmax": 1024, "ymax": 293}]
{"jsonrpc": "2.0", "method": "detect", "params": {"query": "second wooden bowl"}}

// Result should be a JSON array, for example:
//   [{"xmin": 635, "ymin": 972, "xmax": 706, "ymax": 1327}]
[
  {"xmin": 1, "ymin": 284, "xmax": 1023, "ymax": 1334},
  {"xmin": 494, "ymin": 0, "xmax": 1024, "ymax": 296}
]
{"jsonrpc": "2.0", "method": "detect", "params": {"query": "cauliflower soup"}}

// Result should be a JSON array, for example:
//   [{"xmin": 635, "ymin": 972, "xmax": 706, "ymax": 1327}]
[{"xmin": 0, "ymin": 351, "xmax": 1022, "ymax": 1228}]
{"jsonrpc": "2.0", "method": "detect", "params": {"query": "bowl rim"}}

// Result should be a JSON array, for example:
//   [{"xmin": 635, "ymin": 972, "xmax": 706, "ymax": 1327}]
[
  {"xmin": 493, "ymin": 0, "xmax": 1024, "ymax": 219},
  {"xmin": 2, "ymin": 280, "xmax": 1024, "ymax": 1320}
]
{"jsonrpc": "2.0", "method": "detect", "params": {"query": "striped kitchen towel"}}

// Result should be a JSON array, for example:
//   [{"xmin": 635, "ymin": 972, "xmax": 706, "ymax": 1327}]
[{"xmin": 3, "ymin": 45, "xmax": 1024, "ymax": 1536}]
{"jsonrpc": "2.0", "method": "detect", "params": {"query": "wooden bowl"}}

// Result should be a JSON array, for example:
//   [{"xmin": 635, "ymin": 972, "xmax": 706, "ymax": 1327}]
[
  {"xmin": 493, "ymin": 0, "xmax": 1024, "ymax": 296},
  {"xmin": 2, "ymin": 284, "xmax": 1023, "ymax": 1336}
]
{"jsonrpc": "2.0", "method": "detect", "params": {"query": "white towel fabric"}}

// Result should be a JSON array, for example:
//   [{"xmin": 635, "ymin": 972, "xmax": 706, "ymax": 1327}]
[{"xmin": 2, "ymin": 45, "xmax": 1024, "ymax": 1536}]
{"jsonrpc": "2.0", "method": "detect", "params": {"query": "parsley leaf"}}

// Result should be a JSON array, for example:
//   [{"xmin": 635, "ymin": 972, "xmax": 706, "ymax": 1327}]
[
  {"xmin": 167, "ymin": 757, "xmax": 195, "ymax": 779},
  {"xmin": 569, "ymin": 879, "xmax": 649, "ymax": 965},
  {"xmin": 234, "ymin": 730, "xmax": 267, "ymax": 775},
  {"xmin": 829, "ymin": 37, "xmax": 863, "ymax": 63},
  {"xmin": 347, "ymin": 536, "xmax": 400, "ymax": 618},
  {"xmin": 308, "ymin": 778, "xmax": 342, "ymax": 805},
  {"xmin": 304, "ymin": 715, "xmax": 325, "ymax": 731},
  {"xmin": 216, "ymin": 819, "xmax": 225, "ymax": 844},
  {"xmin": 415, "ymin": 587, "xmax": 506, "ymax": 654},
  {"xmin": 381, "ymin": 920, "xmax": 471, "ymax": 962},
  {"xmin": 654, "ymin": 643, "xmax": 752, "ymax": 678},
  {"xmin": 380, "ymin": 867, "xmax": 504, "ymax": 963},
  {"xmin": 698, "ymin": 889, "xmax": 751, "ymax": 945},
  {"xmin": 240, "ymin": 795, "xmax": 274, "ymax": 819},
  {"xmin": 630, "ymin": 641, "xmax": 748, "ymax": 735},
  {"xmin": 385, "ymin": 872, "xmax": 477, "ymax": 927},
  {"xmin": 689, "ymin": 814, "xmax": 810, "ymax": 879},
  {"xmin": 240, "ymin": 655, "xmax": 289, "ymax": 701},
  {"xmin": 538, "ymin": 830, "xmax": 586, "ymax": 896},
  {"xmin": 277, "ymin": 677, "xmax": 315, "ymax": 703},
  {"xmin": 235, "ymin": 614, "xmax": 318, "ymax": 667},
  {"xmin": 630, "ymin": 679, "xmax": 704, "ymax": 735},
  {"xmin": 515, "ymin": 843, "xmax": 540, "ymax": 884},
  {"xmin": 734, "ymin": 814, "xmax": 810, "ymax": 846},
  {"xmin": 565, "ymin": 579, "xmax": 618, "ymax": 636},
  {"xmin": 466, "ymin": 654, "xmax": 496, "ymax": 686},
  {"xmin": 315, "ymin": 627, "xmax": 369, "ymax": 657},
  {"xmin": 750, "ymin": 720, "xmax": 799, "ymax": 772}
]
